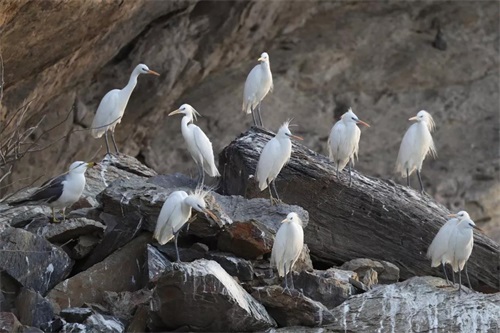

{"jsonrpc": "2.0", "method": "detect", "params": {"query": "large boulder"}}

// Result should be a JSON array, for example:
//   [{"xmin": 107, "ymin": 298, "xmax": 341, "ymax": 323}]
[
  {"xmin": 327, "ymin": 276, "xmax": 500, "ymax": 332},
  {"xmin": 149, "ymin": 259, "xmax": 276, "ymax": 331}
]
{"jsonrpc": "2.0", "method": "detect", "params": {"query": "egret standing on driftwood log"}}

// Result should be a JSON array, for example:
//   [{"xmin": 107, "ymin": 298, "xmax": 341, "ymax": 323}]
[
  {"xmin": 153, "ymin": 189, "xmax": 218, "ymax": 262},
  {"xmin": 395, "ymin": 110, "xmax": 436, "ymax": 193},
  {"xmin": 271, "ymin": 212, "xmax": 304, "ymax": 293},
  {"xmin": 255, "ymin": 121, "xmax": 302, "ymax": 204},
  {"xmin": 9, "ymin": 161, "xmax": 95, "ymax": 222},
  {"xmin": 242, "ymin": 52, "xmax": 273, "ymax": 127},
  {"xmin": 169, "ymin": 104, "xmax": 220, "ymax": 187},
  {"xmin": 91, "ymin": 64, "xmax": 160, "ymax": 155},
  {"xmin": 327, "ymin": 108, "xmax": 370, "ymax": 186}
]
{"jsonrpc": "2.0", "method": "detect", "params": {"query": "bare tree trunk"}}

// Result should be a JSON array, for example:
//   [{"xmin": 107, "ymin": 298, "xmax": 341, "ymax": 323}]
[{"xmin": 219, "ymin": 127, "xmax": 500, "ymax": 293}]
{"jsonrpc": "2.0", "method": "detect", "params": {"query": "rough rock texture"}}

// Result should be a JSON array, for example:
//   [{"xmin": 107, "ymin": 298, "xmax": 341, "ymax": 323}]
[
  {"xmin": 327, "ymin": 276, "xmax": 500, "ymax": 333},
  {"xmin": 47, "ymin": 233, "xmax": 150, "ymax": 311},
  {"xmin": 15, "ymin": 288, "xmax": 54, "ymax": 329},
  {"xmin": 219, "ymin": 127, "xmax": 500, "ymax": 292},
  {"xmin": 25, "ymin": 217, "xmax": 105, "ymax": 244},
  {"xmin": 149, "ymin": 259, "xmax": 276, "ymax": 331},
  {"xmin": 252, "ymin": 286, "xmax": 335, "ymax": 327},
  {"xmin": 1, "ymin": 1, "xmax": 498, "ymax": 243},
  {"xmin": 0, "ymin": 228, "xmax": 73, "ymax": 295}
]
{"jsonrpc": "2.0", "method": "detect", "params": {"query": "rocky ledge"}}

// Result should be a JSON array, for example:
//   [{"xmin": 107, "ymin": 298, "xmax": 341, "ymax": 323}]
[{"xmin": 0, "ymin": 132, "xmax": 498, "ymax": 332}]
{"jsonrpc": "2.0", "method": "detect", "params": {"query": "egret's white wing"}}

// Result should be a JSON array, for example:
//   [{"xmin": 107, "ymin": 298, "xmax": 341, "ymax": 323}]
[
  {"xmin": 191, "ymin": 125, "xmax": 220, "ymax": 177},
  {"xmin": 91, "ymin": 89, "xmax": 120, "ymax": 138},
  {"xmin": 242, "ymin": 65, "xmax": 262, "ymax": 114},
  {"xmin": 153, "ymin": 191, "xmax": 188, "ymax": 245},
  {"xmin": 395, "ymin": 123, "xmax": 417, "ymax": 176},
  {"xmin": 271, "ymin": 223, "xmax": 289, "ymax": 277},
  {"xmin": 255, "ymin": 138, "xmax": 280, "ymax": 190},
  {"xmin": 283, "ymin": 221, "xmax": 304, "ymax": 272},
  {"xmin": 328, "ymin": 122, "xmax": 351, "ymax": 171},
  {"xmin": 427, "ymin": 218, "xmax": 458, "ymax": 267}
]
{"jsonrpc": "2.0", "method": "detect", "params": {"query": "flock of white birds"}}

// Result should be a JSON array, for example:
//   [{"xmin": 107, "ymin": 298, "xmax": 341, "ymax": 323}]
[{"xmin": 9, "ymin": 52, "xmax": 480, "ymax": 295}]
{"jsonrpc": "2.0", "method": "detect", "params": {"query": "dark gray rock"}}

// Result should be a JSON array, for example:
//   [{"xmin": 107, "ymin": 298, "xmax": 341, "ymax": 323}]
[
  {"xmin": 70, "ymin": 235, "xmax": 100, "ymax": 260},
  {"xmin": 103, "ymin": 290, "xmax": 152, "ymax": 321},
  {"xmin": 377, "ymin": 260, "xmax": 400, "ymax": 284},
  {"xmin": 219, "ymin": 128, "xmax": 500, "ymax": 292},
  {"xmin": 1, "ymin": 206, "xmax": 51, "ymax": 229},
  {"xmin": 24, "ymin": 217, "xmax": 105, "ymax": 244},
  {"xmin": 155, "ymin": 242, "xmax": 206, "ymax": 263},
  {"xmin": 145, "ymin": 244, "xmax": 173, "ymax": 285},
  {"xmin": 205, "ymin": 252, "xmax": 254, "ymax": 282},
  {"xmin": 292, "ymin": 269, "xmax": 359, "ymax": 309},
  {"xmin": 84, "ymin": 314, "xmax": 124, "ymax": 333},
  {"xmin": 60, "ymin": 308, "xmax": 93, "ymax": 323},
  {"xmin": 252, "ymin": 286, "xmax": 335, "ymax": 327},
  {"xmin": 126, "ymin": 305, "xmax": 148, "ymax": 333},
  {"xmin": 39, "ymin": 317, "xmax": 64, "ymax": 333},
  {"xmin": 149, "ymin": 259, "xmax": 276, "ymax": 331},
  {"xmin": 0, "ymin": 312, "xmax": 22, "ymax": 332},
  {"xmin": 15, "ymin": 288, "xmax": 54, "ymax": 328},
  {"xmin": 327, "ymin": 276, "xmax": 500, "ymax": 332},
  {"xmin": 340, "ymin": 258, "xmax": 400, "ymax": 287},
  {"xmin": 0, "ymin": 228, "xmax": 73, "ymax": 295}
]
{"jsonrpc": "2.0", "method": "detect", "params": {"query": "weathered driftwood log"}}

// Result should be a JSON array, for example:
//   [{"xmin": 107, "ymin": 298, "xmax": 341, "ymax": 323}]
[{"xmin": 219, "ymin": 127, "xmax": 499, "ymax": 292}]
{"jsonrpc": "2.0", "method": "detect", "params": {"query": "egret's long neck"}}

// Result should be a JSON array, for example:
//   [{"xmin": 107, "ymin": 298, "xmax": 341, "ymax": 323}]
[
  {"xmin": 261, "ymin": 61, "xmax": 271, "ymax": 72},
  {"xmin": 180, "ymin": 115, "xmax": 193, "ymax": 136},
  {"xmin": 122, "ymin": 68, "xmax": 140, "ymax": 96}
]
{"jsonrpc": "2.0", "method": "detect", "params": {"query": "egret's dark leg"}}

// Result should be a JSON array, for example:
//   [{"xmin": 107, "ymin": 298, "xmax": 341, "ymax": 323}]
[
  {"xmin": 442, "ymin": 263, "xmax": 450, "ymax": 285},
  {"xmin": 452, "ymin": 269, "xmax": 456, "ymax": 284},
  {"xmin": 196, "ymin": 163, "xmax": 205, "ymax": 188},
  {"xmin": 251, "ymin": 107, "xmax": 258, "ymax": 127},
  {"xmin": 283, "ymin": 264, "xmax": 289, "ymax": 293},
  {"xmin": 104, "ymin": 132, "xmax": 111, "ymax": 156},
  {"xmin": 271, "ymin": 180, "xmax": 281, "ymax": 202},
  {"xmin": 267, "ymin": 180, "xmax": 275, "ymax": 205},
  {"xmin": 51, "ymin": 208, "xmax": 58, "ymax": 223},
  {"xmin": 416, "ymin": 170, "xmax": 425, "ymax": 193},
  {"xmin": 465, "ymin": 264, "xmax": 473, "ymax": 291},
  {"xmin": 290, "ymin": 270, "xmax": 295, "ymax": 290},
  {"xmin": 458, "ymin": 268, "xmax": 462, "ymax": 295},
  {"xmin": 336, "ymin": 163, "xmax": 340, "ymax": 182},
  {"xmin": 406, "ymin": 168, "xmax": 410, "ymax": 187},
  {"xmin": 110, "ymin": 131, "xmax": 120, "ymax": 154},
  {"xmin": 348, "ymin": 159, "xmax": 353, "ymax": 187},
  {"xmin": 173, "ymin": 228, "xmax": 181, "ymax": 263},
  {"xmin": 257, "ymin": 102, "xmax": 264, "ymax": 128}
]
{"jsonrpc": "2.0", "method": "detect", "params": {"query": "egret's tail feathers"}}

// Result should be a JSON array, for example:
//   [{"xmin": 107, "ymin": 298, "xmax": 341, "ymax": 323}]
[
  {"xmin": 153, "ymin": 231, "xmax": 173, "ymax": 246},
  {"xmin": 205, "ymin": 164, "xmax": 220, "ymax": 178},
  {"xmin": 90, "ymin": 128, "xmax": 105, "ymax": 139}
]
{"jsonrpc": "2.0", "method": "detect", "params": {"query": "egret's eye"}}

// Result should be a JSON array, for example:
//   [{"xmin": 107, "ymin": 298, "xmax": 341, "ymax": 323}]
[{"xmin": 351, "ymin": 117, "xmax": 356, "ymax": 121}]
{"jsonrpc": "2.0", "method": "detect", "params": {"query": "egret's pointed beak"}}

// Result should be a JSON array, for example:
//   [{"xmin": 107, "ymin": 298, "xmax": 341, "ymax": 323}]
[
  {"xmin": 409, "ymin": 116, "xmax": 418, "ymax": 121},
  {"xmin": 168, "ymin": 109, "xmax": 181, "ymax": 116},
  {"xmin": 447, "ymin": 214, "xmax": 457, "ymax": 218},
  {"xmin": 203, "ymin": 209, "xmax": 219, "ymax": 223},
  {"xmin": 87, "ymin": 162, "xmax": 96, "ymax": 168},
  {"xmin": 258, "ymin": 57, "xmax": 264, "ymax": 62},
  {"xmin": 357, "ymin": 120, "xmax": 370, "ymax": 127},
  {"xmin": 281, "ymin": 218, "xmax": 288, "ymax": 224},
  {"xmin": 286, "ymin": 133, "xmax": 303, "ymax": 140},
  {"xmin": 147, "ymin": 70, "xmax": 160, "ymax": 76}
]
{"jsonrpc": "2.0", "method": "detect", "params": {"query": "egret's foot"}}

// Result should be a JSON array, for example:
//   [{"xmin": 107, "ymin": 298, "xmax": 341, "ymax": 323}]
[
  {"xmin": 270, "ymin": 198, "xmax": 282, "ymax": 206},
  {"xmin": 51, "ymin": 217, "xmax": 61, "ymax": 223},
  {"xmin": 281, "ymin": 286, "xmax": 293, "ymax": 296}
]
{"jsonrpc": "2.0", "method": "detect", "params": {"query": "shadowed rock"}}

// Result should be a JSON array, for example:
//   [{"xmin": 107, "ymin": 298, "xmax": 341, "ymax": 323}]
[
  {"xmin": 327, "ymin": 276, "xmax": 500, "ymax": 332},
  {"xmin": 0, "ymin": 228, "xmax": 73, "ymax": 295},
  {"xmin": 251, "ymin": 285, "xmax": 335, "ymax": 327},
  {"xmin": 15, "ymin": 288, "xmax": 54, "ymax": 329},
  {"xmin": 219, "ymin": 127, "xmax": 500, "ymax": 292},
  {"xmin": 149, "ymin": 259, "xmax": 276, "ymax": 331},
  {"xmin": 60, "ymin": 308, "xmax": 92, "ymax": 323},
  {"xmin": 25, "ymin": 217, "xmax": 105, "ymax": 244}
]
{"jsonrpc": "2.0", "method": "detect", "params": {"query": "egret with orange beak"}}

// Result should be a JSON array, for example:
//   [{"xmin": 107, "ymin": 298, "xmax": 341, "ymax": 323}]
[
  {"xmin": 327, "ymin": 108, "xmax": 370, "ymax": 186},
  {"xmin": 91, "ymin": 64, "xmax": 160, "ymax": 155},
  {"xmin": 255, "ymin": 120, "xmax": 303, "ymax": 204}
]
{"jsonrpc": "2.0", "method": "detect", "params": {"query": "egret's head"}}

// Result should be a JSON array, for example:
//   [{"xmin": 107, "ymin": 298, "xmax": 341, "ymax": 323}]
[
  {"xmin": 258, "ymin": 52, "xmax": 270, "ymax": 63},
  {"xmin": 168, "ymin": 103, "xmax": 201, "ymax": 121},
  {"xmin": 136, "ymin": 63, "xmax": 160, "ymax": 76},
  {"xmin": 281, "ymin": 212, "xmax": 303, "ymax": 226},
  {"xmin": 449, "ymin": 211, "xmax": 481, "ymax": 231},
  {"xmin": 448, "ymin": 210, "xmax": 469, "ymax": 221},
  {"xmin": 185, "ymin": 189, "xmax": 218, "ymax": 222},
  {"xmin": 342, "ymin": 108, "xmax": 370, "ymax": 127},
  {"xmin": 409, "ymin": 110, "xmax": 435, "ymax": 131},
  {"xmin": 277, "ymin": 120, "xmax": 303, "ymax": 141},
  {"xmin": 68, "ymin": 161, "xmax": 95, "ymax": 174}
]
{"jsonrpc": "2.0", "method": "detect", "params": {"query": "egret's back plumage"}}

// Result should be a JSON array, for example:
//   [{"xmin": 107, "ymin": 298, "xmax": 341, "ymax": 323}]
[
  {"xmin": 449, "ymin": 219, "xmax": 475, "ymax": 273},
  {"xmin": 242, "ymin": 53, "xmax": 273, "ymax": 114},
  {"xmin": 153, "ymin": 191, "xmax": 190, "ymax": 245},
  {"xmin": 271, "ymin": 213, "xmax": 304, "ymax": 277},
  {"xmin": 396, "ymin": 110, "xmax": 437, "ymax": 177},
  {"xmin": 328, "ymin": 109, "xmax": 362, "ymax": 172},
  {"xmin": 427, "ymin": 217, "xmax": 459, "ymax": 267}
]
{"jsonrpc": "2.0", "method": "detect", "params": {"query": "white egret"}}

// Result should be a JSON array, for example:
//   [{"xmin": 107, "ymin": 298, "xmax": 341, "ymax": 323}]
[
  {"xmin": 91, "ymin": 64, "xmax": 160, "ymax": 155},
  {"xmin": 327, "ymin": 108, "xmax": 370, "ymax": 186},
  {"xmin": 168, "ymin": 104, "xmax": 220, "ymax": 187},
  {"xmin": 270, "ymin": 212, "xmax": 304, "ymax": 293},
  {"xmin": 153, "ymin": 189, "xmax": 218, "ymax": 262},
  {"xmin": 395, "ymin": 110, "xmax": 436, "ymax": 192},
  {"xmin": 255, "ymin": 121, "xmax": 303, "ymax": 204},
  {"xmin": 448, "ymin": 211, "xmax": 480, "ymax": 294},
  {"xmin": 427, "ymin": 215, "xmax": 460, "ymax": 285},
  {"xmin": 242, "ymin": 52, "xmax": 273, "ymax": 127},
  {"xmin": 9, "ymin": 161, "xmax": 95, "ymax": 222}
]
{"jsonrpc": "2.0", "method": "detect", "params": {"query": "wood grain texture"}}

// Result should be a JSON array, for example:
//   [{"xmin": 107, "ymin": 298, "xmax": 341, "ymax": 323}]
[{"xmin": 219, "ymin": 127, "xmax": 500, "ymax": 292}]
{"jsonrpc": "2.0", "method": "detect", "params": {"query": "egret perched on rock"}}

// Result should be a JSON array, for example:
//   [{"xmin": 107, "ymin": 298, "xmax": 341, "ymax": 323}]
[
  {"xmin": 255, "ymin": 121, "xmax": 302, "ymax": 204},
  {"xmin": 447, "ymin": 211, "xmax": 480, "ymax": 294},
  {"xmin": 153, "ymin": 189, "xmax": 218, "ymax": 262},
  {"xmin": 327, "ymin": 108, "xmax": 370, "ymax": 186},
  {"xmin": 427, "ymin": 215, "xmax": 460, "ymax": 285},
  {"xmin": 242, "ymin": 52, "xmax": 273, "ymax": 127},
  {"xmin": 91, "ymin": 64, "xmax": 160, "ymax": 155},
  {"xmin": 395, "ymin": 110, "xmax": 436, "ymax": 193},
  {"xmin": 9, "ymin": 161, "xmax": 95, "ymax": 222},
  {"xmin": 168, "ymin": 104, "xmax": 220, "ymax": 187},
  {"xmin": 271, "ymin": 212, "xmax": 304, "ymax": 293}
]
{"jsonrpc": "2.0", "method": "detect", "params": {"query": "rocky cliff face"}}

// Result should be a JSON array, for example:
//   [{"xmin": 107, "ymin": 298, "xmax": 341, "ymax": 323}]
[{"xmin": 0, "ymin": 2, "xmax": 498, "ymax": 237}]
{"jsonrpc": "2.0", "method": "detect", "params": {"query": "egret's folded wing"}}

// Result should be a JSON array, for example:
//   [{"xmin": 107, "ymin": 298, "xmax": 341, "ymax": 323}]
[
  {"xmin": 192, "ymin": 125, "xmax": 220, "ymax": 177},
  {"xmin": 91, "ymin": 90, "xmax": 120, "ymax": 137},
  {"xmin": 154, "ymin": 191, "xmax": 188, "ymax": 244}
]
